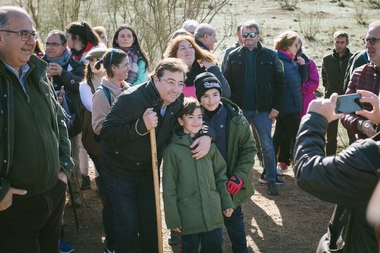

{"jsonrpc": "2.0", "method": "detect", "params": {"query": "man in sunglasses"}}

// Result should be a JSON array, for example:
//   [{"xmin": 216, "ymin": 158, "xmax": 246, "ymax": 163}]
[
  {"xmin": 223, "ymin": 20, "xmax": 285, "ymax": 196},
  {"xmin": 341, "ymin": 20, "xmax": 380, "ymax": 140},
  {"xmin": 0, "ymin": 6, "xmax": 73, "ymax": 252},
  {"xmin": 321, "ymin": 31, "xmax": 353, "ymax": 156}
]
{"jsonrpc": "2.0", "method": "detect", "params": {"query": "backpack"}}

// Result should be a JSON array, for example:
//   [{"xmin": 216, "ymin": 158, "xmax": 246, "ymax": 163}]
[
  {"xmin": 97, "ymin": 85, "xmax": 111, "ymax": 106},
  {"xmin": 81, "ymin": 85, "xmax": 112, "ymax": 155}
]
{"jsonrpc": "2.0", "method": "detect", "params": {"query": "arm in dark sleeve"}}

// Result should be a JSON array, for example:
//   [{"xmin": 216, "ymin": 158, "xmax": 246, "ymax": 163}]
[
  {"xmin": 208, "ymin": 65, "xmax": 231, "ymax": 99},
  {"xmin": 299, "ymin": 63, "xmax": 308, "ymax": 84},
  {"xmin": 340, "ymin": 69, "xmax": 367, "ymax": 135},
  {"xmin": 100, "ymin": 94, "xmax": 147, "ymax": 143},
  {"xmin": 59, "ymin": 62, "xmax": 84, "ymax": 92},
  {"xmin": 271, "ymin": 55, "xmax": 286, "ymax": 111},
  {"xmin": 321, "ymin": 58, "xmax": 327, "ymax": 89},
  {"xmin": 294, "ymin": 112, "xmax": 380, "ymax": 206}
]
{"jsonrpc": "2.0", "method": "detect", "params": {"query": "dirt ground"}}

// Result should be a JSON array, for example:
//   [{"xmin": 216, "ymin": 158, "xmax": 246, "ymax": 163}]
[
  {"xmin": 61, "ymin": 0, "xmax": 379, "ymax": 251},
  {"xmin": 63, "ymin": 158, "xmax": 334, "ymax": 253}
]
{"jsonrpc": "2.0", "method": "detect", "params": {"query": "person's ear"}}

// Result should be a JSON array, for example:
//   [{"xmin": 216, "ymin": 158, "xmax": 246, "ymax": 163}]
[
  {"xmin": 177, "ymin": 117, "xmax": 184, "ymax": 126},
  {"xmin": 153, "ymin": 75, "xmax": 159, "ymax": 84},
  {"xmin": 346, "ymin": 40, "xmax": 350, "ymax": 46}
]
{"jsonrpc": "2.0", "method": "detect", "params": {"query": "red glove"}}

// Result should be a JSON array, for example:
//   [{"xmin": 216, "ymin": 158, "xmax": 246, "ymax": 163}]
[{"xmin": 227, "ymin": 175, "xmax": 243, "ymax": 195}]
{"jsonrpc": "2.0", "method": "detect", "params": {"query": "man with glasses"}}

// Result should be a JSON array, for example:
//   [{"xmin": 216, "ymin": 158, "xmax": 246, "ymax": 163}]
[
  {"xmin": 341, "ymin": 20, "xmax": 380, "ymax": 139},
  {"xmin": 0, "ymin": 6, "xmax": 73, "ymax": 252},
  {"xmin": 42, "ymin": 30, "xmax": 85, "ymax": 207},
  {"xmin": 321, "ymin": 31, "xmax": 353, "ymax": 155},
  {"xmin": 98, "ymin": 58, "xmax": 214, "ymax": 253},
  {"xmin": 224, "ymin": 20, "xmax": 285, "ymax": 196}
]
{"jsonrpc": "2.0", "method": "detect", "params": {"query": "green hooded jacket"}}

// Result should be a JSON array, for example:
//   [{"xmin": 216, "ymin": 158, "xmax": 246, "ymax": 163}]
[
  {"xmin": 221, "ymin": 98, "xmax": 256, "ymax": 207},
  {"xmin": 163, "ymin": 133, "xmax": 234, "ymax": 235}
]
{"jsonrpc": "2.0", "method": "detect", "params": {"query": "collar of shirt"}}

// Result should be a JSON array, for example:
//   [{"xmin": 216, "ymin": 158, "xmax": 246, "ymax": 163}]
[{"xmin": 3, "ymin": 62, "xmax": 30, "ymax": 92}]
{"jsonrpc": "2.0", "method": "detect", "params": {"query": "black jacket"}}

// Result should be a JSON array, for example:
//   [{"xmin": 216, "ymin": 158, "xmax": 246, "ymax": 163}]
[
  {"xmin": 294, "ymin": 112, "xmax": 380, "ymax": 252},
  {"xmin": 223, "ymin": 42, "xmax": 285, "ymax": 112},
  {"xmin": 99, "ymin": 80, "xmax": 214, "ymax": 181},
  {"xmin": 42, "ymin": 56, "xmax": 84, "ymax": 137}
]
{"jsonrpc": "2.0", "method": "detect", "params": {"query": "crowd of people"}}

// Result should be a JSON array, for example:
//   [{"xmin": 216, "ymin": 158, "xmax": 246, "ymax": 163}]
[{"xmin": 0, "ymin": 5, "xmax": 380, "ymax": 253}]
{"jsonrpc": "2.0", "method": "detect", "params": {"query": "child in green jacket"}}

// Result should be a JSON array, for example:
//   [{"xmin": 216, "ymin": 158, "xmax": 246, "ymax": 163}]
[
  {"xmin": 194, "ymin": 72, "xmax": 256, "ymax": 253},
  {"xmin": 163, "ymin": 97, "xmax": 234, "ymax": 253}
]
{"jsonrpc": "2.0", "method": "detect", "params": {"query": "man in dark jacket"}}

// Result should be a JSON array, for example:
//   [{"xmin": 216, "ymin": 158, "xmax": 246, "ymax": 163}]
[
  {"xmin": 99, "ymin": 58, "xmax": 214, "ymax": 253},
  {"xmin": 293, "ymin": 90, "xmax": 380, "ymax": 253},
  {"xmin": 321, "ymin": 31, "xmax": 354, "ymax": 155},
  {"xmin": 0, "ymin": 6, "xmax": 73, "ymax": 252},
  {"xmin": 43, "ymin": 30, "xmax": 85, "ymax": 205},
  {"xmin": 223, "ymin": 20, "xmax": 285, "ymax": 195}
]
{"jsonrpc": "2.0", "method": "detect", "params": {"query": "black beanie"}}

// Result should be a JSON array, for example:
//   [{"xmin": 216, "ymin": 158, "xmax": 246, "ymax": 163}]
[{"xmin": 194, "ymin": 72, "xmax": 222, "ymax": 101}]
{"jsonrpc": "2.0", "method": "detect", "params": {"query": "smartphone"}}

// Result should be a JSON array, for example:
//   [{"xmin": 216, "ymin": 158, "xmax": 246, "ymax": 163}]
[{"xmin": 335, "ymin": 93, "xmax": 363, "ymax": 113}]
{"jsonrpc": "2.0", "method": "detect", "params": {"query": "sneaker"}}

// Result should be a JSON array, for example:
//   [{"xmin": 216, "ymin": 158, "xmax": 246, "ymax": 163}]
[
  {"xmin": 267, "ymin": 180, "xmax": 279, "ymax": 195},
  {"xmin": 81, "ymin": 175, "xmax": 91, "ymax": 190},
  {"xmin": 59, "ymin": 239, "xmax": 74, "ymax": 253},
  {"xmin": 168, "ymin": 230, "xmax": 180, "ymax": 245},
  {"xmin": 276, "ymin": 162, "xmax": 288, "ymax": 175},
  {"xmin": 103, "ymin": 247, "xmax": 115, "ymax": 253},
  {"xmin": 68, "ymin": 193, "xmax": 81, "ymax": 208},
  {"xmin": 259, "ymin": 175, "xmax": 284, "ymax": 185}
]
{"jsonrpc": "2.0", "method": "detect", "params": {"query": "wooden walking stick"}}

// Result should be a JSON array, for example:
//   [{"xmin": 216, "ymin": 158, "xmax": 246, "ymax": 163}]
[{"xmin": 150, "ymin": 128, "xmax": 164, "ymax": 253}]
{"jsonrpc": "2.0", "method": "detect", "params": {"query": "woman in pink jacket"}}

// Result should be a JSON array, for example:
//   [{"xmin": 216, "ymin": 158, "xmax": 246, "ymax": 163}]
[{"xmin": 298, "ymin": 38, "xmax": 320, "ymax": 117}]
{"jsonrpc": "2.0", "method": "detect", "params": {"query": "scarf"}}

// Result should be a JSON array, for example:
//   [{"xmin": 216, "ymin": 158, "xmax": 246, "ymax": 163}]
[
  {"xmin": 119, "ymin": 46, "xmax": 139, "ymax": 84},
  {"xmin": 185, "ymin": 60, "xmax": 204, "ymax": 86},
  {"xmin": 279, "ymin": 49, "xmax": 295, "ymax": 59},
  {"xmin": 44, "ymin": 49, "xmax": 71, "ymax": 67},
  {"xmin": 71, "ymin": 42, "xmax": 94, "ymax": 61}
]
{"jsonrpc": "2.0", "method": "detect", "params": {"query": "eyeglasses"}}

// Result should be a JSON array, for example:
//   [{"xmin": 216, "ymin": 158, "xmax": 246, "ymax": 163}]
[
  {"xmin": 0, "ymin": 30, "xmax": 39, "ymax": 41},
  {"xmin": 363, "ymin": 37, "xmax": 380, "ymax": 45},
  {"xmin": 45, "ymin": 42, "xmax": 63, "ymax": 47},
  {"xmin": 160, "ymin": 77, "xmax": 185, "ymax": 88},
  {"xmin": 242, "ymin": 32, "xmax": 257, "ymax": 38}
]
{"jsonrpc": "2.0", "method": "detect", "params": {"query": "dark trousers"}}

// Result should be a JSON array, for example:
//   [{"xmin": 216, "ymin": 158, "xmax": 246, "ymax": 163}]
[
  {"xmin": 103, "ymin": 170, "xmax": 158, "ymax": 253},
  {"xmin": 273, "ymin": 113, "xmax": 300, "ymax": 164},
  {"xmin": 326, "ymin": 120, "xmax": 357, "ymax": 156},
  {"xmin": 0, "ymin": 179, "xmax": 66, "ymax": 253},
  {"xmin": 92, "ymin": 156, "xmax": 116, "ymax": 250},
  {"xmin": 224, "ymin": 206, "xmax": 248, "ymax": 253},
  {"xmin": 181, "ymin": 228, "xmax": 223, "ymax": 253},
  {"xmin": 278, "ymin": 130, "xmax": 294, "ymax": 165}
]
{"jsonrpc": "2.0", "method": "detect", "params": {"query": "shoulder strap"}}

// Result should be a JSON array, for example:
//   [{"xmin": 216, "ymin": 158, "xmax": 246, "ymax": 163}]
[
  {"xmin": 97, "ymin": 85, "xmax": 111, "ymax": 106},
  {"xmin": 279, "ymin": 60, "xmax": 284, "ymax": 73}
]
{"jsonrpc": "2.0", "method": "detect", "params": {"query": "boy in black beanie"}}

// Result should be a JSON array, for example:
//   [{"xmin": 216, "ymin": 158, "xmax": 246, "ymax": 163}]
[{"xmin": 194, "ymin": 72, "xmax": 256, "ymax": 253}]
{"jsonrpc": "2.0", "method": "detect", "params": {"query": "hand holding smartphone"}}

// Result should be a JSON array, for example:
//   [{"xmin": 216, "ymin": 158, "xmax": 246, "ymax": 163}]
[{"xmin": 335, "ymin": 93, "xmax": 363, "ymax": 114}]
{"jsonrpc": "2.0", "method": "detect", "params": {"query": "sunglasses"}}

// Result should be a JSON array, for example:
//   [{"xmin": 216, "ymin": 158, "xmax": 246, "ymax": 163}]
[
  {"xmin": 242, "ymin": 32, "xmax": 257, "ymax": 38},
  {"xmin": 363, "ymin": 37, "xmax": 380, "ymax": 45}
]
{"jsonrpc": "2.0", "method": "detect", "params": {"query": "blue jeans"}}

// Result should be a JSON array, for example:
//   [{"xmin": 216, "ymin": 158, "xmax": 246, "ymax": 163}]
[
  {"xmin": 224, "ymin": 206, "xmax": 248, "ymax": 253},
  {"xmin": 103, "ymin": 170, "xmax": 158, "ymax": 253},
  {"xmin": 243, "ymin": 110, "xmax": 276, "ymax": 181},
  {"xmin": 181, "ymin": 228, "xmax": 223, "ymax": 253}
]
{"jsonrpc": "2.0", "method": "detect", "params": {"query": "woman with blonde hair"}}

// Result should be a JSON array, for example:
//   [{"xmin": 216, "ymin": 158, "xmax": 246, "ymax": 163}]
[{"xmin": 164, "ymin": 35, "xmax": 230, "ymax": 98}]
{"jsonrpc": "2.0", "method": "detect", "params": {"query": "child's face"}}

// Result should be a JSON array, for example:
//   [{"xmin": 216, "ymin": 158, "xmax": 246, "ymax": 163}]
[
  {"xmin": 178, "ymin": 108, "xmax": 203, "ymax": 137},
  {"xmin": 200, "ymin": 88, "xmax": 221, "ymax": 111}
]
